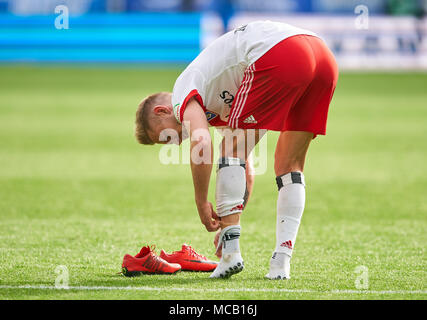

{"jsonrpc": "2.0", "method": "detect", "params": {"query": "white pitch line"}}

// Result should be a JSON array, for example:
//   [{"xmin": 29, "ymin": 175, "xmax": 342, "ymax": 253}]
[{"xmin": 0, "ymin": 285, "xmax": 426, "ymax": 295}]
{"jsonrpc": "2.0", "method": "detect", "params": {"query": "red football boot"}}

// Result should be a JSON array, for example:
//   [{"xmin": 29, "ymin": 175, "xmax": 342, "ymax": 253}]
[
  {"xmin": 122, "ymin": 245, "xmax": 181, "ymax": 276},
  {"xmin": 159, "ymin": 244, "xmax": 218, "ymax": 272}
]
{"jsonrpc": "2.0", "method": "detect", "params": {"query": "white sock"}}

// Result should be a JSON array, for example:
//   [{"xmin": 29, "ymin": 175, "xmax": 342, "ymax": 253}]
[
  {"xmin": 217, "ymin": 225, "xmax": 241, "ymax": 254},
  {"xmin": 275, "ymin": 172, "xmax": 305, "ymax": 257}
]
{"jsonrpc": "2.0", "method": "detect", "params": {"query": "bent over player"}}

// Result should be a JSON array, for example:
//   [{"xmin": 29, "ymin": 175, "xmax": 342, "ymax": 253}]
[{"xmin": 134, "ymin": 21, "xmax": 338, "ymax": 279}]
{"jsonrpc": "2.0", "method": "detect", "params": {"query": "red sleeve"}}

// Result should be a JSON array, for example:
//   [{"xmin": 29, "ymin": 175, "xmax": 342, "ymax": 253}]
[{"xmin": 179, "ymin": 89, "xmax": 205, "ymax": 122}]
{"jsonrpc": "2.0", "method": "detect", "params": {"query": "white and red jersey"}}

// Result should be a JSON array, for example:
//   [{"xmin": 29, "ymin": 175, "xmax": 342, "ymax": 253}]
[{"xmin": 172, "ymin": 20, "xmax": 317, "ymax": 126}]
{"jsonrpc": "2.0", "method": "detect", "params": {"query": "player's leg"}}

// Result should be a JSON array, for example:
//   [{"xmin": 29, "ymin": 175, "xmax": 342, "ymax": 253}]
[
  {"xmin": 210, "ymin": 129, "xmax": 263, "ymax": 278},
  {"xmin": 244, "ymin": 153, "xmax": 255, "ymax": 206},
  {"xmin": 274, "ymin": 131, "xmax": 313, "ymax": 175},
  {"xmin": 267, "ymin": 37, "xmax": 338, "ymax": 280},
  {"xmin": 222, "ymin": 35, "xmax": 337, "ymax": 280},
  {"xmin": 216, "ymin": 129, "xmax": 264, "ymax": 229},
  {"xmin": 266, "ymin": 131, "xmax": 313, "ymax": 280}
]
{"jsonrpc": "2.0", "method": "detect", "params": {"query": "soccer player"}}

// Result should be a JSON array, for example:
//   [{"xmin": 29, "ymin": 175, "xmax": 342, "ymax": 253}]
[{"xmin": 134, "ymin": 20, "xmax": 338, "ymax": 279}]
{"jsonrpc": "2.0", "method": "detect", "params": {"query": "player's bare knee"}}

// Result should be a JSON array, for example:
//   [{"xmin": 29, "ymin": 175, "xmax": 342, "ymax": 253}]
[{"xmin": 274, "ymin": 157, "xmax": 305, "ymax": 177}]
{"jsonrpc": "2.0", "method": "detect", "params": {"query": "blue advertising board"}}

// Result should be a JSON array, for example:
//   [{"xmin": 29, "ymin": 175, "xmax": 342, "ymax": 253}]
[{"xmin": 0, "ymin": 13, "xmax": 201, "ymax": 63}]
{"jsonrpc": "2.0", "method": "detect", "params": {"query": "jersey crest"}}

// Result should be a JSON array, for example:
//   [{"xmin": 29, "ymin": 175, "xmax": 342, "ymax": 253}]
[{"xmin": 205, "ymin": 111, "xmax": 218, "ymax": 121}]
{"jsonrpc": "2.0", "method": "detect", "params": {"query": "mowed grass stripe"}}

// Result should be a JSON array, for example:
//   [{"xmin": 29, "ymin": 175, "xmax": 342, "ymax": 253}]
[{"xmin": 0, "ymin": 285, "xmax": 426, "ymax": 295}]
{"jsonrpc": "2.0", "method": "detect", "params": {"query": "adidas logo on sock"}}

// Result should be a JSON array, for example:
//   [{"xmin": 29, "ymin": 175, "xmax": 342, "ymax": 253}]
[
  {"xmin": 243, "ymin": 115, "xmax": 257, "ymax": 124},
  {"xmin": 280, "ymin": 240, "xmax": 293, "ymax": 250}
]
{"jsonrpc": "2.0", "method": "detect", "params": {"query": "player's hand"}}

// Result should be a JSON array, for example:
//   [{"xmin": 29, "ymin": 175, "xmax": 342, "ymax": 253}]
[
  {"xmin": 214, "ymin": 229, "xmax": 222, "ymax": 258},
  {"xmin": 197, "ymin": 201, "xmax": 220, "ymax": 232}
]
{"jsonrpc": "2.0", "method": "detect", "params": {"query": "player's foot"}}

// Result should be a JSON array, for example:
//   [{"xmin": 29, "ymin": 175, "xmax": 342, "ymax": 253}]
[
  {"xmin": 159, "ymin": 244, "xmax": 218, "ymax": 272},
  {"xmin": 209, "ymin": 252, "xmax": 244, "ymax": 278},
  {"xmin": 121, "ymin": 245, "xmax": 181, "ymax": 276},
  {"xmin": 210, "ymin": 225, "xmax": 244, "ymax": 279},
  {"xmin": 265, "ymin": 252, "xmax": 291, "ymax": 280}
]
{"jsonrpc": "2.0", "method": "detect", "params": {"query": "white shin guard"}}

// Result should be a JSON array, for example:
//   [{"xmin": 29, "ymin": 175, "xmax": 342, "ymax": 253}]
[{"xmin": 215, "ymin": 157, "xmax": 246, "ymax": 217}]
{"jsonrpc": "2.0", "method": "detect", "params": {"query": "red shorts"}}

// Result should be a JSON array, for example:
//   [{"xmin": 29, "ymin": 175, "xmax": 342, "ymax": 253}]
[{"xmin": 228, "ymin": 35, "xmax": 338, "ymax": 137}]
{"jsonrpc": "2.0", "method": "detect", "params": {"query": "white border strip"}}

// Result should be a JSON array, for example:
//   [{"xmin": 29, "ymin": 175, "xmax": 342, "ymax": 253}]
[{"xmin": 0, "ymin": 285, "xmax": 425, "ymax": 295}]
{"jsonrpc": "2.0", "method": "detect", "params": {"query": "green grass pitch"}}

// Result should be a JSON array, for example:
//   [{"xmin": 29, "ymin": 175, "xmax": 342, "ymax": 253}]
[{"xmin": 0, "ymin": 65, "xmax": 426, "ymax": 300}]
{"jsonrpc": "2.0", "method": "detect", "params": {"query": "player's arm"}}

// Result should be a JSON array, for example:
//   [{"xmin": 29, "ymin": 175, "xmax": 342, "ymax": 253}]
[
  {"xmin": 244, "ymin": 156, "xmax": 255, "ymax": 207},
  {"xmin": 183, "ymin": 98, "xmax": 220, "ymax": 232}
]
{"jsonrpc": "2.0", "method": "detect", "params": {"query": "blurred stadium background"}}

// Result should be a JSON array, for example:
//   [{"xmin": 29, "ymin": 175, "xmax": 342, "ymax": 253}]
[{"xmin": 0, "ymin": 0, "xmax": 427, "ymax": 69}]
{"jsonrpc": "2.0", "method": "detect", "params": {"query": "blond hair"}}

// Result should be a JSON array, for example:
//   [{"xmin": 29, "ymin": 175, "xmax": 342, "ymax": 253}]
[{"xmin": 135, "ymin": 92, "xmax": 171, "ymax": 145}]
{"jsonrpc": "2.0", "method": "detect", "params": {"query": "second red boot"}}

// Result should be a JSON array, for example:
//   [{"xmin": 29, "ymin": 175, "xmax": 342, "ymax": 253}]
[{"xmin": 160, "ymin": 244, "xmax": 218, "ymax": 272}]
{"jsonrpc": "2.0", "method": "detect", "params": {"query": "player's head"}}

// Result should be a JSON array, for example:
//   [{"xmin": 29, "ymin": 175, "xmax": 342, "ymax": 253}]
[{"xmin": 135, "ymin": 92, "xmax": 182, "ymax": 145}]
